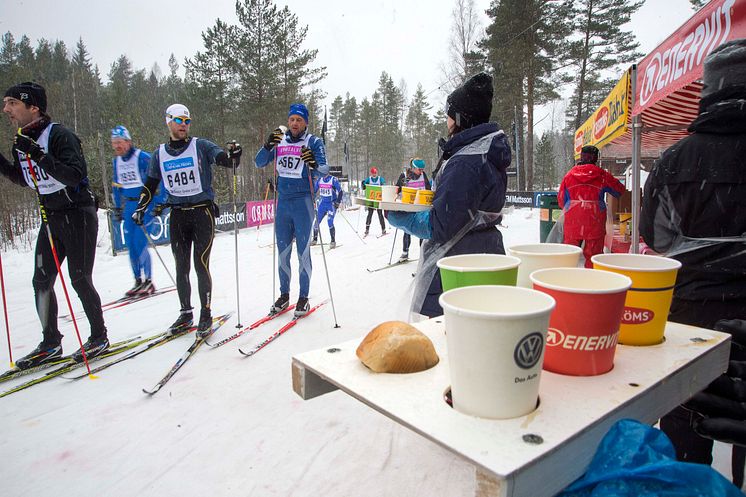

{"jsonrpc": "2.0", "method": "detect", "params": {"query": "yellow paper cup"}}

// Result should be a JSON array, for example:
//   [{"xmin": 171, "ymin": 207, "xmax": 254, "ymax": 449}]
[
  {"xmin": 414, "ymin": 189, "xmax": 434, "ymax": 205},
  {"xmin": 591, "ymin": 254, "xmax": 682, "ymax": 346},
  {"xmin": 401, "ymin": 187, "xmax": 417, "ymax": 204}
]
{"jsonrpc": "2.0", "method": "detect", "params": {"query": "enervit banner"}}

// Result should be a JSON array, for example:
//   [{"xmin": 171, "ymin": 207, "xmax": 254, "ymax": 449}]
[
  {"xmin": 633, "ymin": 0, "xmax": 746, "ymax": 115},
  {"xmin": 111, "ymin": 211, "xmax": 170, "ymax": 252},
  {"xmin": 246, "ymin": 200, "xmax": 275, "ymax": 228},
  {"xmin": 574, "ymin": 70, "xmax": 631, "ymax": 158}
]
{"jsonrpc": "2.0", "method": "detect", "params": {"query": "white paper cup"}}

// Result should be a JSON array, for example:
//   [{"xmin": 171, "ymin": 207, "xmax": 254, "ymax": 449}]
[
  {"xmin": 439, "ymin": 285, "xmax": 556, "ymax": 419},
  {"xmin": 508, "ymin": 243, "xmax": 583, "ymax": 288},
  {"xmin": 381, "ymin": 185, "xmax": 398, "ymax": 203}
]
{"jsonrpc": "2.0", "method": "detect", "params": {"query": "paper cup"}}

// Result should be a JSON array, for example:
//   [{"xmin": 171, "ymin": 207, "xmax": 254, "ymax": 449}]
[
  {"xmin": 380, "ymin": 185, "xmax": 398, "ymax": 203},
  {"xmin": 591, "ymin": 254, "xmax": 682, "ymax": 346},
  {"xmin": 437, "ymin": 254, "xmax": 520, "ymax": 291},
  {"xmin": 439, "ymin": 285, "xmax": 556, "ymax": 419},
  {"xmin": 414, "ymin": 189, "xmax": 434, "ymax": 205},
  {"xmin": 508, "ymin": 243, "xmax": 583, "ymax": 288},
  {"xmin": 401, "ymin": 186, "xmax": 417, "ymax": 204},
  {"xmin": 365, "ymin": 185, "xmax": 382, "ymax": 207},
  {"xmin": 530, "ymin": 268, "xmax": 631, "ymax": 376}
]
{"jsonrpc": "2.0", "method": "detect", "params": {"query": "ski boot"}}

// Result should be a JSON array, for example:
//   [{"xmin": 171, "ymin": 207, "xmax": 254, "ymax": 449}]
[
  {"xmin": 294, "ymin": 297, "xmax": 310, "ymax": 317},
  {"xmin": 271, "ymin": 293, "xmax": 290, "ymax": 315},
  {"xmin": 136, "ymin": 279, "xmax": 155, "ymax": 296},
  {"xmin": 363, "ymin": 227, "xmax": 370, "ymax": 238},
  {"xmin": 329, "ymin": 240, "xmax": 336, "ymax": 249},
  {"xmin": 15, "ymin": 342, "xmax": 63, "ymax": 370},
  {"xmin": 310, "ymin": 237, "xmax": 318, "ymax": 246},
  {"xmin": 72, "ymin": 335, "xmax": 110, "ymax": 362},
  {"xmin": 196, "ymin": 310, "xmax": 212, "ymax": 339},
  {"xmin": 398, "ymin": 251, "xmax": 409, "ymax": 263},
  {"xmin": 125, "ymin": 278, "xmax": 143, "ymax": 297},
  {"xmin": 167, "ymin": 310, "xmax": 193, "ymax": 336}
]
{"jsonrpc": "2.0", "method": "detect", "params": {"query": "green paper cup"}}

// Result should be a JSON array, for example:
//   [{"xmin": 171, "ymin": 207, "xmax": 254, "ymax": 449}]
[
  {"xmin": 365, "ymin": 185, "xmax": 382, "ymax": 208},
  {"xmin": 437, "ymin": 254, "xmax": 521, "ymax": 291}
]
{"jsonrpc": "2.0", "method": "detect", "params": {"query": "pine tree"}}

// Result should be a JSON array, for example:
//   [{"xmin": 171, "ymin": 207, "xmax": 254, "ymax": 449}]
[{"xmin": 534, "ymin": 132, "xmax": 556, "ymax": 190}]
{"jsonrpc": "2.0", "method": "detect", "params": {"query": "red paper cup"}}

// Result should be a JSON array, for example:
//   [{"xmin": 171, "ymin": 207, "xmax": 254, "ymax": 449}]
[{"xmin": 530, "ymin": 268, "xmax": 632, "ymax": 376}]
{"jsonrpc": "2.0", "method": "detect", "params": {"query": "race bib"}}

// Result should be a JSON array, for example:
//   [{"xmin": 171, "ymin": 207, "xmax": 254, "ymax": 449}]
[
  {"xmin": 18, "ymin": 123, "xmax": 66, "ymax": 194},
  {"xmin": 115, "ymin": 150, "xmax": 143, "ymax": 188},
  {"xmin": 276, "ymin": 144, "xmax": 303, "ymax": 179},
  {"xmin": 158, "ymin": 140, "xmax": 203, "ymax": 197}
]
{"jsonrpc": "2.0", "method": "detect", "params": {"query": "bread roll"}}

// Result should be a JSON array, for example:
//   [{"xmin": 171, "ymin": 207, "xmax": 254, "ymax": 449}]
[{"xmin": 356, "ymin": 321, "xmax": 439, "ymax": 373}]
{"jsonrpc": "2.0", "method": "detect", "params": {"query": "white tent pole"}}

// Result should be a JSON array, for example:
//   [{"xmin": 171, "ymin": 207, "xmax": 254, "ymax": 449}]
[{"xmin": 630, "ymin": 64, "xmax": 641, "ymax": 255}]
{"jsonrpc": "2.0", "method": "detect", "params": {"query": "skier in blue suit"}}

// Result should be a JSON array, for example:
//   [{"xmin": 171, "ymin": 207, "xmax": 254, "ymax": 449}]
[
  {"xmin": 311, "ymin": 172, "xmax": 343, "ymax": 248},
  {"xmin": 110, "ymin": 125, "xmax": 166, "ymax": 297},
  {"xmin": 255, "ymin": 103, "xmax": 329, "ymax": 316}
]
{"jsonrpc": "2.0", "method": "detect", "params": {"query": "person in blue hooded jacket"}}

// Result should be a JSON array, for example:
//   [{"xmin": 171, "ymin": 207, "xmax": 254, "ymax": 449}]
[
  {"xmin": 255, "ymin": 103, "xmax": 329, "ymax": 317},
  {"xmin": 388, "ymin": 72, "xmax": 511, "ymax": 317},
  {"xmin": 110, "ymin": 125, "xmax": 167, "ymax": 297}
]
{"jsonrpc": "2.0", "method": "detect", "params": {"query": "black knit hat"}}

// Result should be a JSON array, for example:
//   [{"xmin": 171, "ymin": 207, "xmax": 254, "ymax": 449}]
[
  {"xmin": 4, "ymin": 82, "xmax": 47, "ymax": 112},
  {"xmin": 446, "ymin": 72, "xmax": 493, "ymax": 129},
  {"xmin": 701, "ymin": 39, "xmax": 746, "ymax": 98},
  {"xmin": 579, "ymin": 145, "xmax": 599, "ymax": 164}
]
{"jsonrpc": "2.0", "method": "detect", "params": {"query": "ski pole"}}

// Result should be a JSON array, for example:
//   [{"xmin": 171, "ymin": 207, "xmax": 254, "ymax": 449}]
[
  {"xmin": 272, "ymin": 169, "xmax": 278, "ymax": 302},
  {"xmin": 0, "ymin": 249, "xmax": 12, "ymax": 367},
  {"xmin": 229, "ymin": 150, "xmax": 242, "ymax": 328},
  {"xmin": 388, "ymin": 228, "xmax": 399, "ymax": 265},
  {"xmin": 138, "ymin": 224, "xmax": 177, "ymax": 287},
  {"xmin": 24, "ymin": 155, "xmax": 94, "ymax": 377},
  {"xmin": 306, "ymin": 164, "xmax": 340, "ymax": 328}
]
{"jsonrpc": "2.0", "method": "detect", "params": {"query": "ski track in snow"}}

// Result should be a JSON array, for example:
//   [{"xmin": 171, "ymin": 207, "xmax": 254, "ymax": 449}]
[{"xmin": 0, "ymin": 206, "xmax": 735, "ymax": 495}]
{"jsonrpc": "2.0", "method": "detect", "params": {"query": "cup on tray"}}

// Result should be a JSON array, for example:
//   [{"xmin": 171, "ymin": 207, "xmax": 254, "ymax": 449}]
[{"xmin": 437, "ymin": 254, "xmax": 520, "ymax": 292}]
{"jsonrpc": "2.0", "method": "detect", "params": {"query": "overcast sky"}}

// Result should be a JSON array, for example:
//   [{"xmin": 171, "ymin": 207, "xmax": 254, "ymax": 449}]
[{"xmin": 2, "ymin": 0, "xmax": 697, "ymax": 131}]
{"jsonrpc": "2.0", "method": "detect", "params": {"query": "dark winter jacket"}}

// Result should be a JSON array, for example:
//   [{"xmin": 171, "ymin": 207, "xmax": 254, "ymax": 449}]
[
  {"xmin": 420, "ymin": 122, "xmax": 511, "ymax": 317},
  {"xmin": 640, "ymin": 86, "xmax": 746, "ymax": 310},
  {"xmin": 0, "ymin": 120, "xmax": 96, "ymax": 211},
  {"xmin": 558, "ymin": 163, "xmax": 624, "ymax": 240}
]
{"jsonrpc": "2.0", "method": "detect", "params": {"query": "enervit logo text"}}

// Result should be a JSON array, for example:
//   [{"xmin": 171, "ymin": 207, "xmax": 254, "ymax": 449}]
[{"xmin": 546, "ymin": 328, "xmax": 618, "ymax": 351}]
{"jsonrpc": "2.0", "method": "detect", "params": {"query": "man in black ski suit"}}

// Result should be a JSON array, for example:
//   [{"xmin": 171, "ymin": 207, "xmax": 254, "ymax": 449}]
[{"xmin": 0, "ymin": 82, "xmax": 108, "ymax": 368}]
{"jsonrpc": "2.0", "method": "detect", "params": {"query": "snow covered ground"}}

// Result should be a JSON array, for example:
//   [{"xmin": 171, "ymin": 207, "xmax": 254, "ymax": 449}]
[{"xmin": 0, "ymin": 206, "xmax": 736, "ymax": 496}]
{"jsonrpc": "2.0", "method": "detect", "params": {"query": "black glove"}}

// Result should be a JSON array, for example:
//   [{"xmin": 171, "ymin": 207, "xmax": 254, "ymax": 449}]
[
  {"xmin": 153, "ymin": 204, "xmax": 167, "ymax": 216},
  {"xmin": 132, "ymin": 208, "xmax": 146, "ymax": 226},
  {"xmin": 14, "ymin": 133, "xmax": 45, "ymax": 162},
  {"xmin": 685, "ymin": 319, "xmax": 746, "ymax": 446},
  {"xmin": 111, "ymin": 207, "xmax": 122, "ymax": 222},
  {"xmin": 264, "ymin": 128, "xmax": 285, "ymax": 149},
  {"xmin": 225, "ymin": 142, "xmax": 242, "ymax": 166},
  {"xmin": 300, "ymin": 146, "xmax": 317, "ymax": 169},
  {"xmin": 333, "ymin": 202, "xmax": 340, "ymax": 210}
]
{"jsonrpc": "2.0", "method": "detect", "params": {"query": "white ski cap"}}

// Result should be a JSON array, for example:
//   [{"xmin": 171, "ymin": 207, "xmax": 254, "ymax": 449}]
[{"xmin": 165, "ymin": 103, "xmax": 191, "ymax": 124}]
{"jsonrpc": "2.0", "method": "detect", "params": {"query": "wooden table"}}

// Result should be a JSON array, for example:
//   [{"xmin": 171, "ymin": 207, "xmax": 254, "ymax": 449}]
[{"xmin": 292, "ymin": 319, "xmax": 730, "ymax": 497}]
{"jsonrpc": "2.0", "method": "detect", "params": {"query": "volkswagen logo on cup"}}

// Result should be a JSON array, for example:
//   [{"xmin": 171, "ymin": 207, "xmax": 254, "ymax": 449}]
[{"xmin": 514, "ymin": 332, "xmax": 544, "ymax": 369}]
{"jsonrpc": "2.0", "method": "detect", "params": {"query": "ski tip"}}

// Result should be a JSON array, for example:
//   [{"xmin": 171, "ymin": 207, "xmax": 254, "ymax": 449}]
[{"xmin": 142, "ymin": 388, "xmax": 155, "ymax": 395}]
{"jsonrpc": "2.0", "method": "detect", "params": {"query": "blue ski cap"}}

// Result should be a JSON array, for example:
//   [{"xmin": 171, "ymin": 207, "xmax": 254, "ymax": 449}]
[
  {"xmin": 411, "ymin": 158, "xmax": 426, "ymax": 169},
  {"xmin": 111, "ymin": 125, "xmax": 131, "ymax": 141},
  {"xmin": 288, "ymin": 103, "xmax": 309, "ymax": 122}
]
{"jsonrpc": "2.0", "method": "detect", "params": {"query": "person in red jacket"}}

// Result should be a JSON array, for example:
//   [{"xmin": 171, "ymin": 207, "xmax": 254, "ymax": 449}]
[{"xmin": 558, "ymin": 145, "xmax": 624, "ymax": 267}]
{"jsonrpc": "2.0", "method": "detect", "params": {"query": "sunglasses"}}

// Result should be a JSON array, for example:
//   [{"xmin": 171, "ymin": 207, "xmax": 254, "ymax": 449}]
[{"xmin": 170, "ymin": 116, "xmax": 191, "ymax": 125}]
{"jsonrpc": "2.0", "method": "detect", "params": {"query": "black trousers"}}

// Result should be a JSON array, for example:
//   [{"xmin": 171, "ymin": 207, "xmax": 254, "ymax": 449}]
[
  {"xmin": 365, "ymin": 207, "xmax": 385, "ymax": 231},
  {"xmin": 34, "ymin": 206, "xmax": 106, "ymax": 345},
  {"xmin": 170, "ymin": 205, "xmax": 215, "ymax": 314}
]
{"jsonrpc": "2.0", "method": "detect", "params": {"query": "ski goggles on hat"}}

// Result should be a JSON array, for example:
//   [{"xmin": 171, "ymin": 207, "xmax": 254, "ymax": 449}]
[{"xmin": 169, "ymin": 115, "xmax": 191, "ymax": 125}]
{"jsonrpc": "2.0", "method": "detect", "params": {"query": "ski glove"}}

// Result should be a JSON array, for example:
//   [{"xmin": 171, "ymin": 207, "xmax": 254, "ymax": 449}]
[
  {"xmin": 153, "ymin": 204, "xmax": 167, "ymax": 216},
  {"xmin": 132, "ymin": 208, "xmax": 146, "ymax": 226},
  {"xmin": 387, "ymin": 210, "xmax": 432, "ymax": 240},
  {"xmin": 685, "ymin": 319, "xmax": 746, "ymax": 446},
  {"xmin": 333, "ymin": 202, "xmax": 340, "ymax": 210},
  {"xmin": 15, "ymin": 133, "xmax": 45, "ymax": 162},
  {"xmin": 264, "ymin": 128, "xmax": 285, "ymax": 150},
  {"xmin": 111, "ymin": 207, "xmax": 123, "ymax": 222},
  {"xmin": 225, "ymin": 143, "xmax": 242, "ymax": 166},
  {"xmin": 300, "ymin": 146, "xmax": 317, "ymax": 169}
]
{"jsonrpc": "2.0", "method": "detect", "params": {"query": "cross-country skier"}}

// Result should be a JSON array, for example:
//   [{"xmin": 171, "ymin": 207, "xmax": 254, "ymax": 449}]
[
  {"xmin": 361, "ymin": 166, "xmax": 386, "ymax": 237},
  {"xmin": 255, "ymin": 103, "xmax": 329, "ymax": 317},
  {"xmin": 110, "ymin": 125, "xmax": 166, "ymax": 297},
  {"xmin": 0, "ymin": 82, "xmax": 109, "ymax": 366},
  {"xmin": 395, "ymin": 158, "xmax": 431, "ymax": 261},
  {"xmin": 131, "ymin": 104, "xmax": 242, "ymax": 336},
  {"xmin": 311, "ymin": 171, "xmax": 343, "ymax": 248}
]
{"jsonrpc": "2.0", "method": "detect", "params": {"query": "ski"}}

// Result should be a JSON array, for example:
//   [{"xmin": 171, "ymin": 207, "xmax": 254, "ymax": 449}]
[
  {"xmin": 0, "ymin": 334, "xmax": 149, "ymax": 385},
  {"xmin": 376, "ymin": 232, "xmax": 390, "ymax": 238},
  {"xmin": 0, "ymin": 333, "xmax": 164, "ymax": 398},
  {"xmin": 366, "ymin": 258, "xmax": 418, "ymax": 273},
  {"xmin": 238, "ymin": 301, "xmax": 327, "ymax": 358},
  {"xmin": 59, "ymin": 286, "xmax": 177, "ymax": 322},
  {"xmin": 205, "ymin": 306, "xmax": 295, "ymax": 349},
  {"xmin": 65, "ymin": 315, "xmax": 227, "ymax": 380},
  {"xmin": 142, "ymin": 313, "xmax": 232, "ymax": 396}
]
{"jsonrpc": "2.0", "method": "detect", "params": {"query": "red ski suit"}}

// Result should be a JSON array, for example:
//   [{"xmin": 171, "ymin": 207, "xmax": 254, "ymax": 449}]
[{"xmin": 558, "ymin": 163, "xmax": 624, "ymax": 267}]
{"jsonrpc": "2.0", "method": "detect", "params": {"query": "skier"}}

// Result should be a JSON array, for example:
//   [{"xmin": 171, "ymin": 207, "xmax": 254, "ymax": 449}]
[
  {"xmin": 255, "ymin": 103, "xmax": 329, "ymax": 317},
  {"xmin": 131, "ymin": 104, "xmax": 242, "ymax": 336},
  {"xmin": 110, "ymin": 125, "xmax": 166, "ymax": 297},
  {"xmin": 395, "ymin": 158, "xmax": 430, "ymax": 261},
  {"xmin": 0, "ymin": 82, "xmax": 109, "ymax": 366},
  {"xmin": 361, "ymin": 167, "xmax": 386, "ymax": 237},
  {"xmin": 387, "ymin": 72, "xmax": 511, "ymax": 318},
  {"xmin": 558, "ymin": 145, "xmax": 624, "ymax": 268},
  {"xmin": 311, "ymin": 171, "xmax": 343, "ymax": 248}
]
